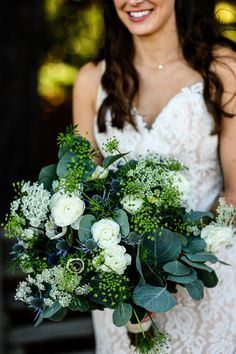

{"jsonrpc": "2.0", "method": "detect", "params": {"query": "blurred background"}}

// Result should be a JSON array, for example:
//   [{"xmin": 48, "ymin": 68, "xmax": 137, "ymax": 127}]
[{"xmin": 0, "ymin": 1, "xmax": 235, "ymax": 354}]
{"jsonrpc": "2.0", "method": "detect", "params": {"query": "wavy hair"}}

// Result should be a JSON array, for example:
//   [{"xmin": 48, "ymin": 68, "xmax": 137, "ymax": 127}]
[{"xmin": 96, "ymin": 0, "xmax": 236, "ymax": 133}]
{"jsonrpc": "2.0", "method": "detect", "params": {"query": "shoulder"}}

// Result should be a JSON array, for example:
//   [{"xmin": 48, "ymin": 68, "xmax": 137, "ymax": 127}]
[
  {"xmin": 73, "ymin": 60, "xmax": 104, "ymax": 110},
  {"xmin": 212, "ymin": 46, "xmax": 236, "ymax": 90}
]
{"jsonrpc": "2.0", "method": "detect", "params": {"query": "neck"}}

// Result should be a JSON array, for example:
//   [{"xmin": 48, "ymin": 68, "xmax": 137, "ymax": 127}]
[{"xmin": 133, "ymin": 23, "xmax": 182, "ymax": 67}]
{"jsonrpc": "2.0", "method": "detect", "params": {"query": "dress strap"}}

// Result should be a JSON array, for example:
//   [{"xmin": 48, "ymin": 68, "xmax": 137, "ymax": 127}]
[{"xmin": 95, "ymin": 60, "xmax": 106, "ymax": 111}]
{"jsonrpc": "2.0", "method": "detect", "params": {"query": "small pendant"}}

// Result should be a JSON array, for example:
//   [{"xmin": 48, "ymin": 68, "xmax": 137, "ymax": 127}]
[{"xmin": 157, "ymin": 64, "xmax": 165, "ymax": 70}]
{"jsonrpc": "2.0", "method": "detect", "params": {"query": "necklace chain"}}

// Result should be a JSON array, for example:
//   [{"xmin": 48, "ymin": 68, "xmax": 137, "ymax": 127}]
[{"xmin": 135, "ymin": 56, "xmax": 180, "ymax": 71}]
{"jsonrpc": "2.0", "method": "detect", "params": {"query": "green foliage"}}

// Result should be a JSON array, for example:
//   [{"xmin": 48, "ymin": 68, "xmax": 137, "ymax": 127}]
[
  {"xmin": 38, "ymin": 163, "xmax": 57, "ymax": 190},
  {"xmin": 181, "ymin": 256, "xmax": 214, "ymax": 272},
  {"xmin": 182, "ymin": 236, "xmax": 207, "ymax": 253},
  {"xmin": 197, "ymin": 269, "xmax": 218, "ymax": 288},
  {"xmin": 69, "ymin": 297, "xmax": 89, "ymax": 312},
  {"xmin": 185, "ymin": 252, "xmax": 218, "ymax": 264},
  {"xmin": 163, "ymin": 261, "xmax": 191, "ymax": 276},
  {"xmin": 78, "ymin": 214, "xmax": 96, "ymax": 243},
  {"xmin": 89, "ymin": 272, "xmax": 132, "ymax": 308},
  {"xmin": 41, "ymin": 301, "xmax": 62, "ymax": 318},
  {"xmin": 113, "ymin": 209, "xmax": 130, "ymax": 237},
  {"xmin": 112, "ymin": 303, "xmax": 133, "ymax": 327},
  {"xmin": 167, "ymin": 269, "xmax": 198, "ymax": 284},
  {"xmin": 133, "ymin": 284, "xmax": 176, "ymax": 313},
  {"xmin": 185, "ymin": 279, "xmax": 204, "ymax": 300},
  {"xmin": 143, "ymin": 229, "xmax": 182, "ymax": 265},
  {"xmin": 103, "ymin": 153, "xmax": 128, "ymax": 169}
]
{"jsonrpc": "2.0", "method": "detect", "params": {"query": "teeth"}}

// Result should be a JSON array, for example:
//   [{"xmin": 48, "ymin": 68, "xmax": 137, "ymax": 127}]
[{"xmin": 129, "ymin": 10, "xmax": 151, "ymax": 18}]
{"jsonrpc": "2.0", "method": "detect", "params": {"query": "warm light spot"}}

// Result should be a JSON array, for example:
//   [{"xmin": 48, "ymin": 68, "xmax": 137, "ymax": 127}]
[
  {"xmin": 215, "ymin": 2, "xmax": 236, "ymax": 24},
  {"xmin": 38, "ymin": 62, "xmax": 78, "ymax": 104}
]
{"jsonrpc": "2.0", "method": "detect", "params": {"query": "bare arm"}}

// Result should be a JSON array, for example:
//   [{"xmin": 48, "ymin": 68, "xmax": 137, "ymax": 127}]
[
  {"xmin": 72, "ymin": 61, "xmax": 103, "ymax": 163},
  {"xmin": 216, "ymin": 50, "xmax": 236, "ymax": 206}
]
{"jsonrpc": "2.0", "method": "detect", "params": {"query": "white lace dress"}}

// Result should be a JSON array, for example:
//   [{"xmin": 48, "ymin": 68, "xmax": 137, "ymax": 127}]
[{"xmin": 92, "ymin": 82, "xmax": 236, "ymax": 354}]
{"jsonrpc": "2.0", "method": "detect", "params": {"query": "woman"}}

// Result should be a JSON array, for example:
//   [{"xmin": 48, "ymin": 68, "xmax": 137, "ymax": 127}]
[{"xmin": 73, "ymin": 1, "xmax": 236, "ymax": 353}]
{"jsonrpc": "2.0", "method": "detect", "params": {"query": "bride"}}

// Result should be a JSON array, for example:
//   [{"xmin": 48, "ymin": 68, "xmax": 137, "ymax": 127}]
[{"xmin": 72, "ymin": 0, "xmax": 236, "ymax": 353}]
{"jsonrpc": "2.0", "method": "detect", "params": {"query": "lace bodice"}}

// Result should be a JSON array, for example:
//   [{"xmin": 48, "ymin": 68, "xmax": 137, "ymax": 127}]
[
  {"xmin": 94, "ymin": 82, "xmax": 222, "ymax": 211},
  {"xmin": 92, "ymin": 81, "xmax": 236, "ymax": 354}
]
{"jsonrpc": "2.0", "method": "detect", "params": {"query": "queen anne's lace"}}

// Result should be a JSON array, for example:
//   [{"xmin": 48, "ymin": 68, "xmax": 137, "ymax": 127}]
[{"xmin": 92, "ymin": 81, "xmax": 236, "ymax": 354}]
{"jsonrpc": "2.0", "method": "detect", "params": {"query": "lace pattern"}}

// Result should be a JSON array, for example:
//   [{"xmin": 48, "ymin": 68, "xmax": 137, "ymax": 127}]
[{"xmin": 92, "ymin": 82, "xmax": 236, "ymax": 354}]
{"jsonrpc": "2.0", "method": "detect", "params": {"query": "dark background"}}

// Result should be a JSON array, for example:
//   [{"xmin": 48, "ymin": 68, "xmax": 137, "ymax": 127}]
[{"xmin": 0, "ymin": 1, "xmax": 235, "ymax": 354}]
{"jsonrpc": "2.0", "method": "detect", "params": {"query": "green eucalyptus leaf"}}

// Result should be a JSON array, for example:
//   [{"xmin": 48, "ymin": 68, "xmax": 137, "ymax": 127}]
[
  {"xmin": 57, "ymin": 151, "xmax": 78, "ymax": 178},
  {"xmin": 69, "ymin": 297, "xmax": 90, "ymax": 312},
  {"xmin": 144, "ymin": 229, "xmax": 182, "ymax": 265},
  {"xmin": 42, "ymin": 301, "xmax": 62, "ymax": 319},
  {"xmin": 38, "ymin": 164, "xmax": 57, "ymax": 190},
  {"xmin": 58, "ymin": 143, "xmax": 70, "ymax": 159},
  {"xmin": 186, "ymin": 252, "xmax": 218, "ymax": 264},
  {"xmin": 78, "ymin": 214, "xmax": 96, "ymax": 243},
  {"xmin": 184, "ymin": 211, "xmax": 213, "ymax": 223},
  {"xmin": 163, "ymin": 261, "xmax": 191, "ymax": 276},
  {"xmin": 102, "ymin": 153, "xmax": 128, "ymax": 169},
  {"xmin": 167, "ymin": 269, "xmax": 197, "ymax": 284},
  {"xmin": 34, "ymin": 314, "xmax": 44, "ymax": 327},
  {"xmin": 185, "ymin": 279, "xmax": 204, "ymax": 300},
  {"xmin": 113, "ymin": 209, "xmax": 130, "ymax": 237},
  {"xmin": 50, "ymin": 308, "xmax": 67, "ymax": 321},
  {"xmin": 112, "ymin": 303, "xmax": 133, "ymax": 327},
  {"xmin": 133, "ymin": 284, "xmax": 176, "ymax": 313},
  {"xmin": 181, "ymin": 256, "xmax": 213, "ymax": 272},
  {"xmin": 173, "ymin": 232, "xmax": 188, "ymax": 246},
  {"xmin": 136, "ymin": 244, "xmax": 144, "ymax": 279},
  {"xmin": 183, "ymin": 237, "xmax": 206, "ymax": 253},
  {"xmin": 197, "ymin": 269, "xmax": 218, "ymax": 288}
]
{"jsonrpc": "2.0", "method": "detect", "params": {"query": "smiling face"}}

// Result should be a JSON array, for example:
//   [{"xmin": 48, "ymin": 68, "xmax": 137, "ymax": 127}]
[{"xmin": 113, "ymin": 0, "xmax": 176, "ymax": 37}]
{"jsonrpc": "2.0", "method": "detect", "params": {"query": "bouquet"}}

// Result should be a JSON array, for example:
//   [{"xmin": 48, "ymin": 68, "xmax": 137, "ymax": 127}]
[{"xmin": 3, "ymin": 126, "xmax": 235, "ymax": 354}]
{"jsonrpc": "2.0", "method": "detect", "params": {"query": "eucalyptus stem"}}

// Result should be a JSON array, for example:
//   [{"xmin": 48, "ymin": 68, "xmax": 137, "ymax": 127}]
[{"xmin": 133, "ymin": 308, "xmax": 146, "ymax": 338}]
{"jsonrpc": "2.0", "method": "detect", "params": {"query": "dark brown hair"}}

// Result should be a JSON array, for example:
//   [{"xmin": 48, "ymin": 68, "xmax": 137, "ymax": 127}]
[{"xmin": 96, "ymin": 0, "xmax": 236, "ymax": 133}]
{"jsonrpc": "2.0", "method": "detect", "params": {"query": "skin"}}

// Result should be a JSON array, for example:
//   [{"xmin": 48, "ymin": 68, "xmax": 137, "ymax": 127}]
[{"xmin": 73, "ymin": 0, "xmax": 236, "ymax": 206}]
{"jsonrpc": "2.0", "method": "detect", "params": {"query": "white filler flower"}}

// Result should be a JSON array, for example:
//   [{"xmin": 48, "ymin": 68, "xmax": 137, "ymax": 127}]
[
  {"xmin": 50, "ymin": 192, "xmax": 85, "ymax": 227},
  {"xmin": 101, "ymin": 245, "xmax": 132, "ymax": 275},
  {"xmin": 91, "ymin": 218, "xmax": 121, "ymax": 249},
  {"xmin": 170, "ymin": 172, "xmax": 191, "ymax": 200},
  {"xmin": 121, "ymin": 195, "xmax": 144, "ymax": 214},
  {"xmin": 201, "ymin": 224, "xmax": 234, "ymax": 253},
  {"xmin": 91, "ymin": 166, "xmax": 109, "ymax": 180}
]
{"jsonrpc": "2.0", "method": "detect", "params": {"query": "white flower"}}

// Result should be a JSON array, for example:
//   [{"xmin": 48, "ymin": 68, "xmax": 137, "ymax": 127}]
[
  {"xmin": 121, "ymin": 195, "xmax": 144, "ymax": 214},
  {"xmin": 201, "ymin": 224, "xmax": 234, "ymax": 253},
  {"xmin": 91, "ymin": 166, "xmax": 109, "ymax": 180},
  {"xmin": 100, "ymin": 245, "xmax": 131, "ymax": 275},
  {"xmin": 91, "ymin": 219, "xmax": 121, "ymax": 249},
  {"xmin": 169, "ymin": 172, "xmax": 191, "ymax": 200},
  {"xmin": 50, "ymin": 192, "xmax": 85, "ymax": 227},
  {"xmin": 45, "ymin": 217, "xmax": 67, "ymax": 240},
  {"xmin": 21, "ymin": 182, "xmax": 51, "ymax": 227}
]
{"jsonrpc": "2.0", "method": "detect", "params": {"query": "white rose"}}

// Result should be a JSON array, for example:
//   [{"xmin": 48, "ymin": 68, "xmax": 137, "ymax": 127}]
[
  {"xmin": 50, "ymin": 192, "xmax": 85, "ymax": 227},
  {"xmin": 91, "ymin": 166, "xmax": 109, "ymax": 180},
  {"xmin": 91, "ymin": 218, "xmax": 121, "ymax": 249},
  {"xmin": 170, "ymin": 172, "xmax": 191, "ymax": 200},
  {"xmin": 121, "ymin": 195, "xmax": 144, "ymax": 214},
  {"xmin": 45, "ymin": 217, "xmax": 67, "ymax": 240},
  {"xmin": 201, "ymin": 224, "xmax": 234, "ymax": 253},
  {"xmin": 100, "ymin": 245, "xmax": 132, "ymax": 275}
]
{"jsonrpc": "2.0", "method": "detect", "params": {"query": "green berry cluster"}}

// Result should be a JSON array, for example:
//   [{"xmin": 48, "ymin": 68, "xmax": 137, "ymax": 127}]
[{"xmin": 90, "ymin": 272, "xmax": 131, "ymax": 307}]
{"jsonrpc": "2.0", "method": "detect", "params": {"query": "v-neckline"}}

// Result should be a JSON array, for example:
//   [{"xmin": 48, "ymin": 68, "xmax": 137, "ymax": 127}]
[{"xmin": 133, "ymin": 81, "xmax": 203, "ymax": 131}]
